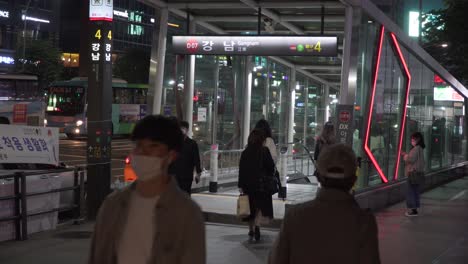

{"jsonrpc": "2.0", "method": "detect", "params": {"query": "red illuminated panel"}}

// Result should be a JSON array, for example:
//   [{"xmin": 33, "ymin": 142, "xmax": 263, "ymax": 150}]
[
  {"xmin": 390, "ymin": 33, "xmax": 412, "ymax": 181},
  {"xmin": 363, "ymin": 25, "xmax": 388, "ymax": 183}
]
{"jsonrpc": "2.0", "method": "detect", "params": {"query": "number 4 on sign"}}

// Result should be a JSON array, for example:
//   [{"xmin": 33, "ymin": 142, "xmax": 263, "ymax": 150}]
[
  {"xmin": 95, "ymin": 29, "xmax": 101, "ymax": 40},
  {"xmin": 107, "ymin": 30, "xmax": 112, "ymax": 40}
]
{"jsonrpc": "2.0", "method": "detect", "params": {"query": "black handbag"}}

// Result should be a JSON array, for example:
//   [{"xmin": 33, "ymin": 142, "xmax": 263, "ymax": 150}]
[{"xmin": 259, "ymin": 169, "xmax": 279, "ymax": 195}]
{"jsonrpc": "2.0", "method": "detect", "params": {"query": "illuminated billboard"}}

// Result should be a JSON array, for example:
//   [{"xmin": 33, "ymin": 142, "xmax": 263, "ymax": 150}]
[{"xmin": 434, "ymin": 86, "xmax": 464, "ymax": 102}]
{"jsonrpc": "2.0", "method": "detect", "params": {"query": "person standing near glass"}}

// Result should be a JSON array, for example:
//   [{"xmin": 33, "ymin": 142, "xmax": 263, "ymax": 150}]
[{"xmin": 402, "ymin": 132, "xmax": 426, "ymax": 217}]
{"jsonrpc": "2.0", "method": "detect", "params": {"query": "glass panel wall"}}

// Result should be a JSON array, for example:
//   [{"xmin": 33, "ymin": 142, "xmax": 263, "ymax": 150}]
[{"xmin": 355, "ymin": 11, "xmax": 467, "ymax": 191}]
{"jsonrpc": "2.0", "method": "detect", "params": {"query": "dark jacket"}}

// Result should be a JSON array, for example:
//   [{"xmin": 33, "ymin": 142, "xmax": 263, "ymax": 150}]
[
  {"xmin": 88, "ymin": 179, "xmax": 206, "ymax": 264},
  {"xmin": 314, "ymin": 137, "xmax": 335, "ymax": 161},
  {"xmin": 238, "ymin": 146, "xmax": 275, "ymax": 193},
  {"xmin": 173, "ymin": 137, "xmax": 202, "ymax": 181},
  {"xmin": 269, "ymin": 188, "xmax": 381, "ymax": 264},
  {"xmin": 238, "ymin": 146, "xmax": 275, "ymax": 219}
]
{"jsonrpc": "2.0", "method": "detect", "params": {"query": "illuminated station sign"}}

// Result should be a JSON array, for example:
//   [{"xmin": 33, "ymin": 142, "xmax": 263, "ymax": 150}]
[{"xmin": 172, "ymin": 36, "xmax": 338, "ymax": 57}]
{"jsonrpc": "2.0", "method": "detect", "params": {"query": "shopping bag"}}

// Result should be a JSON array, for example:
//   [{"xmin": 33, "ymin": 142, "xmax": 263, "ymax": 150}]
[{"xmin": 237, "ymin": 195, "xmax": 250, "ymax": 218}]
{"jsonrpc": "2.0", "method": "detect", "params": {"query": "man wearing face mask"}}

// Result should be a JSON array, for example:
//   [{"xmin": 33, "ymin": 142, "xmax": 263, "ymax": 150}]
[
  {"xmin": 172, "ymin": 121, "xmax": 202, "ymax": 195},
  {"xmin": 88, "ymin": 115, "xmax": 206, "ymax": 264}
]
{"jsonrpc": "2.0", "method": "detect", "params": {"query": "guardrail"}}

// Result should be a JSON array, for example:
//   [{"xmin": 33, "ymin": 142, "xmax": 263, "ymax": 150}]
[
  {"xmin": 200, "ymin": 142, "xmax": 317, "ymax": 194},
  {"xmin": 0, "ymin": 167, "xmax": 85, "ymax": 241}
]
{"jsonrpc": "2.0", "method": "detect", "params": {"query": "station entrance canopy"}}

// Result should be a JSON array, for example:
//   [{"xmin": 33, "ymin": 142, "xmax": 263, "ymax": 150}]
[{"xmin": 140, "ymin": 0, "xmax": 347, "ymax": 89}]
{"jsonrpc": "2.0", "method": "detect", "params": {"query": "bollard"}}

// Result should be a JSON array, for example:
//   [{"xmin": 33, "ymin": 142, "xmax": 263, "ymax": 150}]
[
  {"xmin": 18, "ymin": 172, "xmax": 28, "ymax": 240},
  {"xmin": 13, "ymin": 173, "xmax": 20, "ymax": 240},
  {"xmin": 278, "ymin": 147, "xmax": 288, "ymax": 199},
  {"xmin": 209, "ymin": 144, "xmax": 219, "ymax": 193}
]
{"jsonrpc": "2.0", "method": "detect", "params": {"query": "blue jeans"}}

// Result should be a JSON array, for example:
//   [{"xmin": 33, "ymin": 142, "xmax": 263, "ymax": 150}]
[{"xmin": 406, "ymin": 182, "xmax": 421, "ymax": 209}]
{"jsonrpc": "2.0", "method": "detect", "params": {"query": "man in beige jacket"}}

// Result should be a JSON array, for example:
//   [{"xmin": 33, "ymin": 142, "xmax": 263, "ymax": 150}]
[
  {"xmin": 269, "ymin": 144, "xmax": 380, "ymax": 264},
  {"xmin": 88, "ymin": 115, "xmax": 205, "ymax": 264}
]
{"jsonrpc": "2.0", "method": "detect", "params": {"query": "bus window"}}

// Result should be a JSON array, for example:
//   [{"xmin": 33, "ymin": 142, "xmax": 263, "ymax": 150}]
[
  {"xmin": 0, "ymin": 80, "xmax": 15, "ymax": 99},
  {"xmin": 47, "ymin": 86, "xmax": 85, "ymax": 116}
]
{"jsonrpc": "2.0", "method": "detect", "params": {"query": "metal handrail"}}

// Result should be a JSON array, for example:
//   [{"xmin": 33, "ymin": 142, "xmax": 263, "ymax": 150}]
[{"xmin": 0, "ymin": 167, "xmax": 85, "ymax": 241}]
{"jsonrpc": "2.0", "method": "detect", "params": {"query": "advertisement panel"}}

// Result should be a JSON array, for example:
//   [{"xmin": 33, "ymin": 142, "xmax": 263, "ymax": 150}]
[
  {"xmin": 434, "ymin": 86, "xmax": 464, "ymax": 102},
  {"xmin": 89, "ymin": 0, "xmax": 113, "ymax": 21},
  {"xmin": 172, "ymin": 36, "xmax": 338, "ymax": 56},
  {"xmin": 0, "ymin": 125, "xmax": 59, "ymax": 165}
]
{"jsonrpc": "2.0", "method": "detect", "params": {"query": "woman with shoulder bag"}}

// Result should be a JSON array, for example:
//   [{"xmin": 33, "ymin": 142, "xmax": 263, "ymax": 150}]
[
  {"xmin": 402, "ymin": 132, "xmax": 426, "ymax": 217},
  {"xmin": 238, "ymin": 129, "xmax": 275, "ymax": 241}
]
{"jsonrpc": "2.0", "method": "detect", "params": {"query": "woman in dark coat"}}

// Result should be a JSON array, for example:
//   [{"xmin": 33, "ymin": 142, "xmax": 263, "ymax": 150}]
[{"xmin": 238, "ymin": 129, "xmax": 275, "ymax": 241}]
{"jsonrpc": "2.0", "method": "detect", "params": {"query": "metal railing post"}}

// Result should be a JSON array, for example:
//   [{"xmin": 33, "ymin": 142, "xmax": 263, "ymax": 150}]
[
  {"xmin": 19, "ymin": 172, "xmax": 28, "ymax": 240},
  {"xmin": 79, "ymin": 168, "xmax": 86, "ymax": 220},
  {"xmin": 279, "ymin": 148, "xmax": 288, "ymax": 198},
  {"xmin": 209, "ymin": 144, "xmax": 219, "ymax": 192},
  {"xmin": 73, "ymin": 168, "xmax": 80, "ymax": 220},
  {"xmin": 13, "ymin": 173, "xmax": 21, "ymax": 241}
]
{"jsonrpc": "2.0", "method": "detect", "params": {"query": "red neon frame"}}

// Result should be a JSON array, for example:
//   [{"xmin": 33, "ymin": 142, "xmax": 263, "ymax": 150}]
[
  {"xmin": 390, "ymin": 33, "xmax": 412, "ymax": 180},
  {"xmin": 364, "ymin": 25, "xmax": 388, "ymax": 183},
  {"xmin": 363, "ymin": 26, "xmax": 412, "ymax": 183}
]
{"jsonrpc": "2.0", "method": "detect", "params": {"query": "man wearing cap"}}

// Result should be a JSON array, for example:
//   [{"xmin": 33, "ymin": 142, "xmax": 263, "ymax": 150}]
[{"xmin": 268, "ymin": 144, "xmax": 381, "ymax": 264}]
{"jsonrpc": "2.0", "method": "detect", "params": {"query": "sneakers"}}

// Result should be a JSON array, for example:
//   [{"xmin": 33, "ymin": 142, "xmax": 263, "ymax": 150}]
[{"xmin": 405, "ymin": 209, "xmax": 419, "ymax": 217}]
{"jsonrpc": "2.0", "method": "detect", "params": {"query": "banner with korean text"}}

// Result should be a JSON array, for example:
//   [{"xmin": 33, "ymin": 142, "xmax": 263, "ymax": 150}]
[{"xmin": 0, "ymin": 125, "xmax": 59, "ymax": 165}]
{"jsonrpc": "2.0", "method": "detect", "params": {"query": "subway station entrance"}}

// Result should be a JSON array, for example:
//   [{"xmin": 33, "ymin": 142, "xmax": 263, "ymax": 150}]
[{"xmin": 142, "ymin": 0, "xmax": 468, "ymax": 195}]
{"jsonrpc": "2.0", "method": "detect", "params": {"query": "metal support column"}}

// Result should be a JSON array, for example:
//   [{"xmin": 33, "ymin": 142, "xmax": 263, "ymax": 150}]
[
  {"xmin": 303, "ymin": 80, "xmax": 309, "ymax": 144},
  {"xmin": 265, "ymin": 62, "xmax": 270, "ymax": 120},
  {"xmin": 184, "ymin": 20, "xmax": 196, "ymax": 135},
  {"xmin": 340, "ymin": 5, "xmax": 360, "ymax": 105},
  {"xmin": 288, "ymin": 70, "xmax": 296, "ymax": 145},
  {"xmin": 209, "ymin": 57, "xmax": 220, "ymax": 193},
  {"xmin": 86, "ymin": 1, "xmax": 114, "ymax": 220},
  {"xmin": 323, "ymin": 84, "xmax": 330, "ymax": 122},
  {"xmin": 212, "ymin": 57, "xmax": 219, "ymax": 145},
  {"xmin": 242, "ymin": 56, "xmax": 253, "ymax": 147},
  {"xmin": 148, "ymin": 8, "xmax": 168, "ymax": 115}
]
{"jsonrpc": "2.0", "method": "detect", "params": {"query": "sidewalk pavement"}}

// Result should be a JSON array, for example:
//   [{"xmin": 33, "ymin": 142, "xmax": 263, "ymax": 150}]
[{"xmin": 1, "ymin": 177, "xmax": 467, "ymax": 264}]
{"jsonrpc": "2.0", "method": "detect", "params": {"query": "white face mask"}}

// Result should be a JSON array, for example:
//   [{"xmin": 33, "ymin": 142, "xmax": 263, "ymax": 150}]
[{"xmin": 131, "ymin": 154, "xmax": 166, "ymax": 181}]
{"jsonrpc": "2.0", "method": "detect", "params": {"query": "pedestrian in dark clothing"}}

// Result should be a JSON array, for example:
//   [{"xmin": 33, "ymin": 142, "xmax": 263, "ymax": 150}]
[
  {"xmin": 238, "ymin": 129, "xmax": 275, "ymax": 241},
  {"xmin": 173, "ymin": 121, "xmax": 202, "ymax": 195},
  {"xmin": 269, "ymin": 144, "xmax": 381, "ymax": 264},
  {"xmin": 314, "ymin": 121, "xmax": 336, "ymax": 161}
]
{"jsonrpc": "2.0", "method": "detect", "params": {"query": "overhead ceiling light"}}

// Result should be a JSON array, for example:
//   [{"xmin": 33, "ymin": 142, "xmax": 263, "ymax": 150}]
[
  {"xmin": 167, "ymin": 22, "xmax": 179, "ymax": 28},
  {"xmin": 22, "ymin": 15, "xmax": 50, "ymax": 24}
]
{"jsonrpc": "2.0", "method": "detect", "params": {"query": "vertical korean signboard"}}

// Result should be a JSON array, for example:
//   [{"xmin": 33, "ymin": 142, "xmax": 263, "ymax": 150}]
[
  {"xmin": 335, "ymin": 105, "xmax": 354, "ymax": 145},
  {"xmin": 87, "ymin": 0, "xmax": 113, "ymax": 219}
]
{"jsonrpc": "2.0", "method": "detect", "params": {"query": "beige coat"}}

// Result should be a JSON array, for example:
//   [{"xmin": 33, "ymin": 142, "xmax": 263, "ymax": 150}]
[
  {"xmin": 269, "ymin": 188, "xmax": 380, "ymax": 264},
  {"xmin": 88, "ymin": 179, "xmax": 206, "ymax": 264},
  {"xmin": 404, "ymin": 145, "xmax": 425, "ymax": 177}
]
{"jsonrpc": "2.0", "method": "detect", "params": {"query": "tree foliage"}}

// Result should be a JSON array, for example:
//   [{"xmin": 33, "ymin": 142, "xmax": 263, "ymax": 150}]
[
  {"xmin": 113, "ymin": 48, "xmax": 150, "ymax": 83},
  {"xmin": 15, "ymin": 38, "xmax": 63, "ymax": 89},
  {"xmin": 423, "ymin": 0, "xmax": 468, "ymax": 85}
]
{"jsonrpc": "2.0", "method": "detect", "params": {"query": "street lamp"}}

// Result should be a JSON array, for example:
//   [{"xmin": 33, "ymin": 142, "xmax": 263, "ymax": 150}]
[{"xmin": 441, "ymin": 43, "xmax": 448, "ymax": 48}]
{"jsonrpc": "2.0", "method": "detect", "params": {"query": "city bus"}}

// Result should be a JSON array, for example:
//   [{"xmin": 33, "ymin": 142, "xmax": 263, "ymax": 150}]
[
  {"xmin": 0, "ymin": 73, "xmax": 45, "ymax": 126},
  {"xmin": 45, "ymin": 77, "xmax": 148, "ymax": 139}
]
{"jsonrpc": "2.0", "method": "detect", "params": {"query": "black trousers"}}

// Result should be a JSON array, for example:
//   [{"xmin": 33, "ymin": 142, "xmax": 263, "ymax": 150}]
[{"xmin": 178, "ymin": 179, "xmax": 193, "ymax": 195}]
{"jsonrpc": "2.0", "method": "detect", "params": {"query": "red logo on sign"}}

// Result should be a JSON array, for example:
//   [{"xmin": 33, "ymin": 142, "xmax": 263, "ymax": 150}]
[
  {"xmin": 339, "ymin": 111, "xmax": 350, "ymax": 123},
  {"xmin": 13, "ymin": 104, "xmax": 27, "ymax": 123},
  {"xmin": 186, "ymin": 39, "xmax": 199, "ymax": 53}
]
